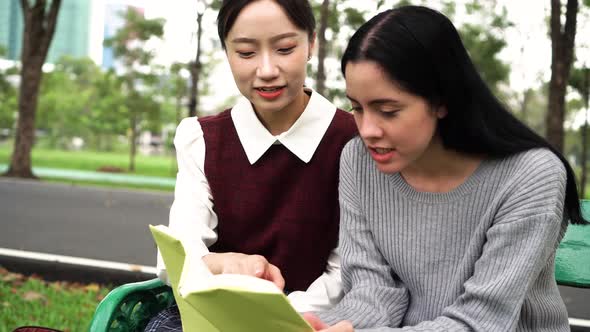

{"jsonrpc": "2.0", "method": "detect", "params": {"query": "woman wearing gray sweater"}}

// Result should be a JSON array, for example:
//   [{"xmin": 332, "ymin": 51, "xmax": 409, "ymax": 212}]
[{"xmin": 303, "ymin": 6, "xmax": 588, "ymax": 332}]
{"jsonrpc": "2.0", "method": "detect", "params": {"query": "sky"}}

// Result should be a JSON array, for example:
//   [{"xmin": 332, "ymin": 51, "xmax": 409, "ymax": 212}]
[{"xmin": 90, "ymin": 0, "xmax": 590, "ymax": 114}]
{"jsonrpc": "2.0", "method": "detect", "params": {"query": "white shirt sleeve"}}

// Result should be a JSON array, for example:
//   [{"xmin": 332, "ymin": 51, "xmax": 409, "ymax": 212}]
[
  {"xmin": 156, "ymin": 117, "xmax": 218, "ymax": 284},
  {"xmin": 287, "ymin": 248, "xmax": 344, "ymax": 313}
]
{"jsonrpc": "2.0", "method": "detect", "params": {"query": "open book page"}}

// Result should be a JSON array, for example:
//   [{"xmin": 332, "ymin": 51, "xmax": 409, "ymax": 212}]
[{"xmin": 149, "ymin": 224, "xmax": 314, "ymax": 332}]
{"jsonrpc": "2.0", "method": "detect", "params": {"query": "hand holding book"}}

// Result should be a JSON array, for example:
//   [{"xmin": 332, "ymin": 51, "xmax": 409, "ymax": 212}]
[
  {"xmin": 202, "ymin": 252, "xmax": 285, "ymax": 290},
  {"xmin": 149, "ymin": 224, "xmax": 314, "ymax": 332}
]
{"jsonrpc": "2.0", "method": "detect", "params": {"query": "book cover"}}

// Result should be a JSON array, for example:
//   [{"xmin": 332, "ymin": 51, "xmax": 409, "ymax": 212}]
[{"xmin": 149, "ymin": 224, "xmax": 314, "ymax": 332}]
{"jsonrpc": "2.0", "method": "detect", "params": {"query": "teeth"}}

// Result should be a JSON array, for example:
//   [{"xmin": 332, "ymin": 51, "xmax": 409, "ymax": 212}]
[
  {"xmin": 375, "ymin": 148, "xmax": 393, "ymax": 154},
  {"xmin": 259, "ymin": 87, "xmax": 280, "ymax": 91}
]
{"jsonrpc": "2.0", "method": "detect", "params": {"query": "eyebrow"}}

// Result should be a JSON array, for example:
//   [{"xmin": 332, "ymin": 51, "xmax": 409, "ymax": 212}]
[
  {"xmin": 231, "ymin": 32, "xmax": 299, "ymax": 44},
  {"xmin": 346, "ymin": 95, "xmax": 403, "ymax": 106}
]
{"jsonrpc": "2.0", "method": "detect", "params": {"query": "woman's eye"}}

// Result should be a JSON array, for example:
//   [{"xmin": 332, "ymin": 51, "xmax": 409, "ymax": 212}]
[
  {"xmin": 380, "ymin": 110, "xmax": 400, "ymax": 118},
  {"xmin": 349, "ymin": 106, "xmax": 363, "ymax": 113},
  {"xmin": 278, "ymin": 46, "xmax": 295, "ymax": 54},
  {"xmin": 237, "ymin": 51, "xmax": 255, "ymax": 58}
]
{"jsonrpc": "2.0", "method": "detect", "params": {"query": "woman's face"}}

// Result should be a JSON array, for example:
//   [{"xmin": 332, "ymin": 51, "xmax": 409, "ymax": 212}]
[
  {"xmin": 225, "ymin": 0, "xmax": 313, "ymax": 116},
  {"xmin": 345, "ymin": 61, "xmax": 446, "ymax": 174}
]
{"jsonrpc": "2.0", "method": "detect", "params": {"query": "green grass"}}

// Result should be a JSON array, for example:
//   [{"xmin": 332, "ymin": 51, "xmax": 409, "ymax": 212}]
[
  {"xmin": 0, "ymin": 268, "xmax": 111, "ymax": 332},
  {"xmin": 0, "ymin": 143, "xmax": 178, "ymax": 178}
]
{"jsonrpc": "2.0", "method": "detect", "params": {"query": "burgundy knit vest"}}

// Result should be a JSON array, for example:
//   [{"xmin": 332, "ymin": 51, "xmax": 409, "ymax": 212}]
[{"xmin": 198, "ymin": 108, "xmax": 357, "ymax": 291}]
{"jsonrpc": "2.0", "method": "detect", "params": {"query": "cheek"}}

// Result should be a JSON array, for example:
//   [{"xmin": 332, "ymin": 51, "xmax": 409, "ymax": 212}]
[{"xmin": 228, "ymin": 59, "xmax": 251, "ymax": 82}]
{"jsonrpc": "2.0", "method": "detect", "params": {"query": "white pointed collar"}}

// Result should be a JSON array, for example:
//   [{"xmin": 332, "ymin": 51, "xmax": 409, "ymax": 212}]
[{"xmin": 231, "ymin": 88, "xmax": 337, "ymax": 164}]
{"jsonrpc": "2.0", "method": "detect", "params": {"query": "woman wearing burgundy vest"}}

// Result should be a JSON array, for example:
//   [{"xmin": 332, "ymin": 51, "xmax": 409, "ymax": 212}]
[{"xmin": 145, "ymin": 0, "xmax": 357, "ymax": 331}]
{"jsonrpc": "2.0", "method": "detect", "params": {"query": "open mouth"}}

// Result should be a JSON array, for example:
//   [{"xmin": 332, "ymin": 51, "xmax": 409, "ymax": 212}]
[
  {"xmin": 255, "ymin": 86, "xmax": 285, "ymax": 99},
  {"xmin": 372, "ymin": 147, "xmax": 394, "ymax": 155}
]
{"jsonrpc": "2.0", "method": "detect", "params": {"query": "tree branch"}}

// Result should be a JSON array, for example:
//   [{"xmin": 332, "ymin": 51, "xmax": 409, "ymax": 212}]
[
  {"xmin": 39, "ymin": 0, "xmax": 62, "ymax": 56},
  {"xmin": 550, "ymin": 0, "xmax": 562, "ymax": 56},
  {"xmin": 20, "ymin": 0, "xmax": 30, "ymax": 12}
]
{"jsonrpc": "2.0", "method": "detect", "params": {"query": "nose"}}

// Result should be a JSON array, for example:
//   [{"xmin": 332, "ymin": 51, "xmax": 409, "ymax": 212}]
[
  {"xmin": 256, "ymin": 53, "xmax": 279, "ymax": 81},
  {"xmin": 356, "ymin": 111, "xmax": 383, "ymax": 140}
]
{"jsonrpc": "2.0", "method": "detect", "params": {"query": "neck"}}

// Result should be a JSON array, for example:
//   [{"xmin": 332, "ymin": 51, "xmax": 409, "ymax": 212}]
[
  {"xmin": 256, "ymin": 89, "xmax": 310, "ymax": 136},
  {"xmin": 401, "ymin": 137, "xmax": 483, "ymax": 193}
]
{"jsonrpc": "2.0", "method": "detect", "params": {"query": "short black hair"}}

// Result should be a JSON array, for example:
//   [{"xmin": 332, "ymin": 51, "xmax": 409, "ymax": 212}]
[{"xmin": 217, "ymin": 0, "xmax": 316, "ymax": 50}]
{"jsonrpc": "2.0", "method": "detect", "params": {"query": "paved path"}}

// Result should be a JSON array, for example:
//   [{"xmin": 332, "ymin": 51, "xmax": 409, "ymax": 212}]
[{"xmin": 0, "ymin": 177, "xmax": 172, "ymax": 265}]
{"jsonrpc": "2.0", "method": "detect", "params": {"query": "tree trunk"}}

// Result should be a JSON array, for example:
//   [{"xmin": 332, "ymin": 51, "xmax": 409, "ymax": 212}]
[
  {"xmin": 315, "ymin": 0, "xmax": 330, "ymax": 96},
  {"xmin": 519, "ymin": 88, "xmax": 533, "ymax": 124},
  {"xmin": 129, "ymin": 113, "xmax": 137, "ymax": 172},
  {"xmin": 5, "ymin": 0, "xmax": 61, "ymax": 179},
  {"xmin": 545, "ymin": 0, "xmax": 578, "ymax": 152},
  {"xmin": 188, "ymin": 12, "xmax": 203, "ymax": 118},
  {"xmin": 581, "ymin": 69, "xmax": 590, "ymax": 198}
]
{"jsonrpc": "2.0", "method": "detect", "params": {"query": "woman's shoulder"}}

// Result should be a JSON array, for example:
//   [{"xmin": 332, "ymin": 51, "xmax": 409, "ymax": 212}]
[
  {"xmin": 492, "ymin": 148, "xmax": 567, "ymax": 190},
  {"xmin": 503, "ymin": 148, "xmax": 564, "ymax": 175},
  {"xmin": 174, "ymin": 117, "xmax": 204, "ymax": 148}
]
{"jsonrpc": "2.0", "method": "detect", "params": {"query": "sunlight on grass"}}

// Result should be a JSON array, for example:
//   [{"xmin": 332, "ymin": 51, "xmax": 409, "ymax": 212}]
[{"xmin": 0, "ymin": 144, "xmax": 178, "ymax": 178}]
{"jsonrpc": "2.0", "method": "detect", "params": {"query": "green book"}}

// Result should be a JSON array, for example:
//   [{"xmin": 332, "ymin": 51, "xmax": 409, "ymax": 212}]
[{"xmin": 149, "ymin": 224, "xmax": 314, "ymax": 332}]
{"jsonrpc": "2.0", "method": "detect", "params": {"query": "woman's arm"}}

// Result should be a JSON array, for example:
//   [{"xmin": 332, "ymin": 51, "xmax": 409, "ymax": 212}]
[
  {"xmin": 156, "ymin": 117, "xmax": 218, "ymax": 284},
  {"xmin": 316, "ymin": 141, "xmax": 410, "ymax": 328}
]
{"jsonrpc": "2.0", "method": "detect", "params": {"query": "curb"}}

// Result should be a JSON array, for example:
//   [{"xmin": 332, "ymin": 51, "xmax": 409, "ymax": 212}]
[{"xmin": 0, "ymin": 248, "xmax": 157, "ymax": 286}]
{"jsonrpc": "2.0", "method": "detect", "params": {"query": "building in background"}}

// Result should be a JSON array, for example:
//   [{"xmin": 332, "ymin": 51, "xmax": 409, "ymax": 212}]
[
  {"xmin": 0, "ymin": 0, "xmax": 23, "ymax": 61},
  {"xmin": 0, "ymin": 0, "xmax": 92, "ymax": 64}
]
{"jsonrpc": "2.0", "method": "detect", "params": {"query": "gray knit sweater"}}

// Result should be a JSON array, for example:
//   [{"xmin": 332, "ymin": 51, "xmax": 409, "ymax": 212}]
[{"xmin": 318, "ymin": 137, "xmax": 570, "ymax": 332}]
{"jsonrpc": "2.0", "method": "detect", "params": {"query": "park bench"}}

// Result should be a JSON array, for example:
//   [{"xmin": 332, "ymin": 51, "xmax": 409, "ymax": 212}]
[{"xmin": 88, "ymin": 202, "xmax": 590, "ymax": 332}]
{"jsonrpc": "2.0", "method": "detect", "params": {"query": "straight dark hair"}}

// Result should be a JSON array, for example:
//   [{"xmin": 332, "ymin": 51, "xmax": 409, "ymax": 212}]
[
  {"xmin": 217, "ymin": 0, "xmax": 316, "ymax": 50},
  {"xmin": 341, "ymin": 5, "xmax": 588, "ymax": 225}
]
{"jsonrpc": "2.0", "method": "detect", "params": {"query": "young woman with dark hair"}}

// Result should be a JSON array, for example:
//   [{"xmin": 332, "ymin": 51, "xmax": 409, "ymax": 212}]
[
  {"xmin": 304, "ymin": 5, "xmax": 586, "ymax": 332},
  {"xmin": 144, "ymin": 0, "xmax": 357, "ymax": 331}
]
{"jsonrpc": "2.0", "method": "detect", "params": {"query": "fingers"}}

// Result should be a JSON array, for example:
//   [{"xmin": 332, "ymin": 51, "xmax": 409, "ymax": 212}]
[
  {"xmin": 302, "ymin": 312, "xmax": 329, "ymax": 330},
  {"xmin": 266, "ymin": 264, "xmax": 285, "ymax": 290},
  {"xmin": 204, "ymin": 253, "xmax": 286, "ymax": 290},
  {"xmin": 249, "ymin": 255, "xmax": 269, "ymax": 277}
]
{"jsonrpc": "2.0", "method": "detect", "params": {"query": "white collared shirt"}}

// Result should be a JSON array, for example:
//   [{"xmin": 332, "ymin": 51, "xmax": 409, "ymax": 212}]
[{"xmin": 156, "ymin": 88, "xmax": 343, "ymax": 312}]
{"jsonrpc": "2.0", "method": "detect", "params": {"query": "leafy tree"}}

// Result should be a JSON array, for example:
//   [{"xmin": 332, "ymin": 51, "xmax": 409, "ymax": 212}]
[
  {"xmin": 104, "ymin": 8, "xmax": 164, "ymax": 171},
  {"xmin": 36, "ymin": 56, "xmax": 103, "ymax": 148},
  {"xmin": 546, "ymin": 0, "xmax": 580, "ymax": 152},
  {"xmin": 315, "ymin": 0, "xmax": 330, "ymax": 96},
  {"xmin": 5, "ymin": 0, "xmax": 62, "ymax": 179},
  {"xmin": 167, "ymin": 62, "xmax": 189, "ymax": 125},
  {"xmin": 311, "ymin": 0, "xmax": 366, "ymax": 106},
  {"xmin": 188, "ymin": 0, "xmax": 222, "ymax": 118}
]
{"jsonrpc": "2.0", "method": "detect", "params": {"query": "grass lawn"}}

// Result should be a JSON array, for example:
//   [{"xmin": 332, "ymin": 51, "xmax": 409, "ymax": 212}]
[
  {"xmin": 0, "ymin": 143, "xmax": 177, "ymax": 191},
  {"xmin": 0, "ymin": 143, "xmax": 177, "ymax": 178},
  {"xmin": 0, "ymin": 267, "xmax": 111, "ymax": 332}
]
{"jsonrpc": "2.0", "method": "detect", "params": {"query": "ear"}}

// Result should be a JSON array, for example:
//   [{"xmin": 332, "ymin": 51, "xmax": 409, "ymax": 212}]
[
  {"xmin": 308, "ymin": 32, "xmax": 317, "ymax": 59},
  {"xmin": 436, "ymin": 106, "xmax": 448, "ymax": 119}
]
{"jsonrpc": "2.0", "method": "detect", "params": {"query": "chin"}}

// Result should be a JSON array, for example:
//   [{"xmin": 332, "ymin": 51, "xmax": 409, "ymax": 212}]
[{"xmin": 375, "ymin": 163, "xmax": 400, "ymax": 175}]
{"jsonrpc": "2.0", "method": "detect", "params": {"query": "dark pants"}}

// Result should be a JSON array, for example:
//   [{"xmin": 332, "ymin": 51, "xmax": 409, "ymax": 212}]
[{"xmin": 144, "ymin": 305, "xmax": 182, "ymax": 332}]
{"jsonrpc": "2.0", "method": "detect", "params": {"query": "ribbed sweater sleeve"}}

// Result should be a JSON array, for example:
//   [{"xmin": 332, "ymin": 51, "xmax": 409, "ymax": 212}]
[{"xmin": 317, "ymin": 138, "xmax": 570, "ymax": 332}]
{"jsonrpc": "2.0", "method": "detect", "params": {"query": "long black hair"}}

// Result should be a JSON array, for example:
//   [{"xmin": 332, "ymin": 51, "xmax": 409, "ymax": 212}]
[
  {"xmin": 341, "ymin": 5, "xmax": 588, "ymax": 225},
  {"xmin": 217, "ymin": 0, "xmax": 316, "ymax": 50}
]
